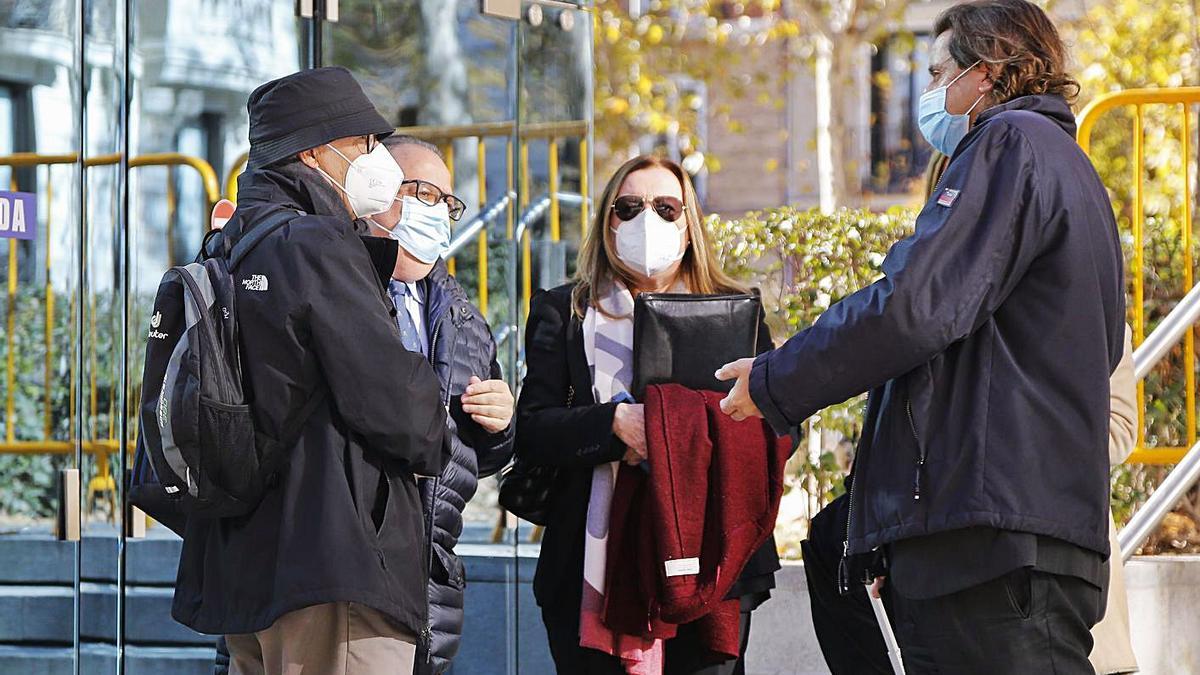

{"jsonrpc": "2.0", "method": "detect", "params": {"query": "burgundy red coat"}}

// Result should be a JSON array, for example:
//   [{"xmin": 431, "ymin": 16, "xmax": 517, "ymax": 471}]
[{"xmin": 602, "ymin": 383, "xmax": 794, "ymax": 662}]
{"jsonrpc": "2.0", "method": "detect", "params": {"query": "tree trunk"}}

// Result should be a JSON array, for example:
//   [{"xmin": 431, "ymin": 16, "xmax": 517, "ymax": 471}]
[
  {"xmin": 830, "ymin": 37, "xmax": 863, "ymax": 204},
  {"xmin": 813, "ymin": 33, "xmax": 866, "ymax": 210},
  {"xmin": 419, "ymin": 0, "xmax": 479, "ymax": 211},
  {"xmin": 813, "ymin": 34, "xmax": 839, "ymax": 212}
]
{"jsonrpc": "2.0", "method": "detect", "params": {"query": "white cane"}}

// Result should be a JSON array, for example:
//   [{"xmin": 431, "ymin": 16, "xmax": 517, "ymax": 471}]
[{"xmin": 866, "ymin": 584, "xmax": 906, "ymax": 675}]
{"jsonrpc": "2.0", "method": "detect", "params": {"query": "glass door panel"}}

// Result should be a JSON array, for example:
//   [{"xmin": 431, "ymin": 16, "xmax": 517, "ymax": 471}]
[
  {"xmin": 513, "ymin": 3, "xmax": 594, "ymax": 671},
  {"xmin": 0, "ymin": 1, "xmax": 85, "ymax": 672}
]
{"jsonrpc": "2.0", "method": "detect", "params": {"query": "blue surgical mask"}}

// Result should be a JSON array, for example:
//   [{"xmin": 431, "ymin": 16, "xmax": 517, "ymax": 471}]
[
  {"xmin": 369, "ymin": 196, "xmax": 451, "ymax": 264},
  {"xmin": 918, "ymin": 61, "xmax": 986, "ymax": 157}
]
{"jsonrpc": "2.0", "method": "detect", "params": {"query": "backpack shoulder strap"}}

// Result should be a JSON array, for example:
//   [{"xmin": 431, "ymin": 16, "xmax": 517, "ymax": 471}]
[{"xmin": 229, "ymin": 208, "xmax": 303, "ymax": 271}]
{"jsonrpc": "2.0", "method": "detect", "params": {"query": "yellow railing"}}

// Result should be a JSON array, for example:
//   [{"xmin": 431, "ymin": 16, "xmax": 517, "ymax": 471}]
[
  {"xmin": 0, "ymin": 151, "xmax": 219, "ymax": 504},
  {"xmin": 1079, "ymin": 87, "xmax": 1200, "ymax": 465},
  {"xmin": 1, "ymin": 121, "xmax": 590, "ymax": 511},
  {"xmin": 224, "ymin": 120, "xmax": 590, "ymax": 318}
]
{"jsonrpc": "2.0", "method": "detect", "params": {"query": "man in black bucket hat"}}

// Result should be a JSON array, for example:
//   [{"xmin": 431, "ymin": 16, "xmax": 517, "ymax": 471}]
[{"xmin": 174, "ymin": 67, "xmax": 449, "ymax": 675}]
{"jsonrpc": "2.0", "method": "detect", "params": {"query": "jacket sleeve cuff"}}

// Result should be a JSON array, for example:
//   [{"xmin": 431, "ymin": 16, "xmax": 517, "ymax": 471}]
[
  {"xmin": 582, "ymin": 401, "xmax": 625, "ymax": 464},
  {"xmin": 750, "ymin": 351, "xmax": 794, "ymax": 437}
]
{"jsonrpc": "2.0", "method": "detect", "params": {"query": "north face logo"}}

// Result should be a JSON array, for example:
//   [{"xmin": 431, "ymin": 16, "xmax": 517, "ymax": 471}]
[{"xmin": 241, "ymin": 275, "xmax": 269, "ymax": 292}]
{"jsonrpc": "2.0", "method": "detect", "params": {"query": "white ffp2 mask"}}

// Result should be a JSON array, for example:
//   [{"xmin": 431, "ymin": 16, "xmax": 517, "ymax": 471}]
[
  {"xmin": 614, "ymin": 209, "xmax": 686, "ymax": 278},
  {"xmin": 316, "ymin": 143, "xmax": 406, "ymax": 218}
]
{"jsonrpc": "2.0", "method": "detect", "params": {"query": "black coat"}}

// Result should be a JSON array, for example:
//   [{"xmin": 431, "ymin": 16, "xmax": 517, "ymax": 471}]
[
  {"xmin": 416, "ymin": 259, "xmax": 516, "ymax": 674},
  {"xmin": 748, "ymin": 95, "xmax": 1125, "ymax": 559},
  {"xmin": 515, "ymin": 283, "xmax": 781, "ymax": 616},
  {"xmin": 171, "ymin": 164, "xmax": 449, "ymax": 638}
]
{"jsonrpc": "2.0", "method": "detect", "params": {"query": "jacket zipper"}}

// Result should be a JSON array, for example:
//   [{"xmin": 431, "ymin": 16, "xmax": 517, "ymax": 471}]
[
  {"xmin": 421, "ymin": 303, "xmax": 467, "ymax": 662},
  {"xmin": 906, "ymin": 396, "xmax": 925, "ymax": 501},
  {"xmin": 838, "ymin": 470, "xmax": 857, "ymax": 595}
]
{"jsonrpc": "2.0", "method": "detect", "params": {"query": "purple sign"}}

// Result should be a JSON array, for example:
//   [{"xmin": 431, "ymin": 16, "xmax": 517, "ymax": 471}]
[{"xmin": 0, "ymin": 191, "xmax": 36, "ymax": 241}]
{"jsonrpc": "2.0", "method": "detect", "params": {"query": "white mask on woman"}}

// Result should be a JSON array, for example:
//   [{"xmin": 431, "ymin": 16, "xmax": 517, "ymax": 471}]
[
  {"xmin": 614, "ymin": 208, "xmax": 686, "ymax": 278},
  {"xmin": 315, "ymin": 143, "xmax": 406, "ymax": 218}
]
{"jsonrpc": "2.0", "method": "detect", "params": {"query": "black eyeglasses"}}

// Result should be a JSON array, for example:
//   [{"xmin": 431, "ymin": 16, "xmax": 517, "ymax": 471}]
[
  {"xmin": 612, "ymin": 194, "xmax": 685, "ymax": 222},
  {"xmin": 352, "ymin": 135, "xmax": 379, "ymax": 154},
  {"xmin": 401, "ymin": 179, "xmax": 467, "ymax": 221}
]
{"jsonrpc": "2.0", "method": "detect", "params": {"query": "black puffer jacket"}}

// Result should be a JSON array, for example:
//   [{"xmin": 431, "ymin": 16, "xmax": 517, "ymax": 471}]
[{"xmin": 416, "ymin": 259, "xmax": 516, "ymax": 674}]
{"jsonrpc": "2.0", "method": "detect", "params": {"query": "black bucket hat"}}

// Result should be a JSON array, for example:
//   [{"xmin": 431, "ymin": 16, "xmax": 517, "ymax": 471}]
[{"xmin": 246, "ymin": 67, "xmax": 394, "ymax": 171}]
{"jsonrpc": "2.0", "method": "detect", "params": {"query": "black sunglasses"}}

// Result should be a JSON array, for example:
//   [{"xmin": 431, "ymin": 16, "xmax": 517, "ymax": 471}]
[
  {"xmin": 612, "ymin": 194, "xmax": 684, "ymax": 222},
  {"xmin": 402, "ymin": 179, "xmax": 467, "ymax": 221}
]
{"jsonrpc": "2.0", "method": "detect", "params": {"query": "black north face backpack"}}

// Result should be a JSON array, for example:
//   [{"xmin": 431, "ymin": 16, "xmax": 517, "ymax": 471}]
[{"xmin": 130, "ymin": 208, "xmax": 312, "ymax": 521}]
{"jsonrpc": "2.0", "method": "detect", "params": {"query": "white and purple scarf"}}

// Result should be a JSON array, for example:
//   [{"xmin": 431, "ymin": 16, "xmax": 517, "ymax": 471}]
[{"xmin": 578, "ymin": 280, "xmax": 663, "ymax": 674}]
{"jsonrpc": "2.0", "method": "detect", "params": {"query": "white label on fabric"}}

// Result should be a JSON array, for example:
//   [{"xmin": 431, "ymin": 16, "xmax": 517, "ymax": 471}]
[
  {"xmin": 664, "ymin": 557, "xmax": 700, "ymax": 577},
  {"xmin": 241, "ymin": 274, "xmax": 269, "ymax": 292}
]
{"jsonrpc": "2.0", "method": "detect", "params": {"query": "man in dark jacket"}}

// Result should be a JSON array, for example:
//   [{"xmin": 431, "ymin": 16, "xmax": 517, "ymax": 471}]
[
  {"xmin": 717, "ymin": 1, "xmax": 1125, "ymax": 672},
  {"xmin": 369, "ymin": 135, "xmax": 516, "ymax": 673},
  {"xmin": 178, "ymin": 67, "xmax": 449, "ymax": 674}
]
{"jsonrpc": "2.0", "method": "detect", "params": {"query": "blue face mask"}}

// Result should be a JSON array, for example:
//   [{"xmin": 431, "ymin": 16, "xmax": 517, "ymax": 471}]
[
  {"xmin": 918, "ymin": 61, "xmax": 986, "ymax": 157},
  {"xmin": 369, "ymin": 196, "xmax": 451, "ymax": 264}
]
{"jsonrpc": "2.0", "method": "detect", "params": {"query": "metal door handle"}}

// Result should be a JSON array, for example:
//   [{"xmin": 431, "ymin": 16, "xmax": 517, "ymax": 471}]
[
  {"xmin": 57, "ymin": 468, "xmax": 80, "ymax": 542},
  {"xmin": 127, "ymin": 506, "xmax": 147, "ymax": 539},
  {"xmin": 124, "ymin": 471, "xmax": 147, "ymax": 539}
]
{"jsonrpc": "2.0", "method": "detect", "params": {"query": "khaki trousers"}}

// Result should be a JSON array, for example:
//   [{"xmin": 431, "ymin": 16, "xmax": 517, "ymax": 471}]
[
  {"xmin": 1089, "ymin": 517, "xmax": 1140, "ymax": 674},
  {"xmin": 226, "ymin": 602, "xmax": 417, "ymax": 675}
]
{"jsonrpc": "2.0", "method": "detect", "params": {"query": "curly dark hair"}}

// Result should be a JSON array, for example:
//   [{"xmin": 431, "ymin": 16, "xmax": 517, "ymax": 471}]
[{"xmin": 934, "ymin": 0, "xmax": 1080, "ymax": 104}]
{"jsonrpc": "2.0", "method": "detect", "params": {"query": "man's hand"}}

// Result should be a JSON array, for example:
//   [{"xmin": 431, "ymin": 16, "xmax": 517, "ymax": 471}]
[
  {"xmin": 461, "ymin": 376, "xmax": 514, "ymax": 434},
  {"xmin": 715, "ymin": 357, "xmax": 763, "ymax": 421},
  {"xmin": 613, "ymin": 403, "xmax": 648, "ymax": 465},
  {"xmin": 869, "ymin": 576, "xmax": 886, "ymax": 599}
]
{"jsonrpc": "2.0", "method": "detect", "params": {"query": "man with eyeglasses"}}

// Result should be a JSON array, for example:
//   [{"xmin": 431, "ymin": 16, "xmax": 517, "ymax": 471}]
[
  {"xmin": 183, "ymin": 68, "xmax": 449, "ymax": 675},
  {"xmin": 367, "ymin": 135, "xmax": 516, "ymax": 674}
]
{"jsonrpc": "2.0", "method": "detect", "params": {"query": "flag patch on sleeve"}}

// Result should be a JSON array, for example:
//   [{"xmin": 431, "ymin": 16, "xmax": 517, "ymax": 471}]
[{"xmin": 937, "ymin": 188, "xmax": 960, "ymax": 207}]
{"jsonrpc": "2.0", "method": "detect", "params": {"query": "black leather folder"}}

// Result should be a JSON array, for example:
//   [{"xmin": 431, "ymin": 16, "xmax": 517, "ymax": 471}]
[{"xmin": 631, "ymin": 292, "xmax": 761, "ymax": 399}]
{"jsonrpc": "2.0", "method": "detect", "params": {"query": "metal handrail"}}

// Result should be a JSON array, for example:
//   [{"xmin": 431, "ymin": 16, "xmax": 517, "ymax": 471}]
[
  {"xmin": 446, "ymin": 192, "xmax": 515, "ymax": 258},
  {"xmin": 1133, "ymin": 281, "xmax": 1200, "ymax": 381},
  {"xmin": 514, "ymin": 192, "xmax": 588, "ymax": 243},
  {"xmin": 444, "ymin": 190, "xmax": 588, "ymax": 259},
  {"xmin": 1120, "ymin": 440, "xmax": 1200, "ymax": 561},
  {"xmin": 1122, "ymin": 283, "xmax": 1200, "ymax": 561}
]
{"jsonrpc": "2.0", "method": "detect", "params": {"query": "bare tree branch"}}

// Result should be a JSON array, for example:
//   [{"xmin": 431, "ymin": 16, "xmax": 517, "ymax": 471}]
[
  {"xmin": 786, "ymin": 0, "xmax": 835, "ymax": 39},
  {"xmin": 860, "ymin": 0, "xmax": 911, "ymax": 41}
]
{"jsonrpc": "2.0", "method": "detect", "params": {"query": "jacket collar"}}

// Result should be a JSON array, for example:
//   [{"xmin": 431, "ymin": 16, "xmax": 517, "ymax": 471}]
[{"xmin": 975, "ymin": 94, "xmax": 1076, "ymax": 138}]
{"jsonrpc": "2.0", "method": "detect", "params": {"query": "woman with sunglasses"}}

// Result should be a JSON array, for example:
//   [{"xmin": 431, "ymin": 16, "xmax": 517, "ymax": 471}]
[{"xmin": 514, "ymin": 155, "xmax": 779, "ymax": 674}]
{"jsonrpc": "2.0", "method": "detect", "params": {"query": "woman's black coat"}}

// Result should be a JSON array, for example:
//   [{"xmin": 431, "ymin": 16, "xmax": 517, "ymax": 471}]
[{"xmin": 514, "ymin": 283, "xmax": 781, "ymax": 617}]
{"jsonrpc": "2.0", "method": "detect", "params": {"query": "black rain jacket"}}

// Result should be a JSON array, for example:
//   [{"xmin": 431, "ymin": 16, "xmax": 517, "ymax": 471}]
[{"xmin": 171, "ymin": 163, "xmax": 448, "ymax": 638}]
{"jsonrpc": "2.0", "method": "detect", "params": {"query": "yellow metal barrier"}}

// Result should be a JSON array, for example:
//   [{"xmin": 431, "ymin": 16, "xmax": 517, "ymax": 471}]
[
  {"xmin": 0, "ymin": 151, "xmax": 220, "ymax": 511},
  {"xmin": 222, "ymin": 120, "xmax": 590, "ymax": 323},
  {"xmin": 1, "ymin": 121, "xmax": 588, "ymax": 515},
  {"xmin": 1078, "ymin": 87, "xmax": 1200, "ymax": 465}
]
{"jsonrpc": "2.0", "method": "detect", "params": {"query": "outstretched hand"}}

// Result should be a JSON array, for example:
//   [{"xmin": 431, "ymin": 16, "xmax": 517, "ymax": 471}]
[{"xmin": 715, "ymin": 357, "xmax": 763, "ymax": 422}]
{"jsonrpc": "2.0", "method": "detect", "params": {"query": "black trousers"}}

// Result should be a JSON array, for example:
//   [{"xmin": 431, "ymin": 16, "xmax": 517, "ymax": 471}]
[
  {"xmin": 800, "ymin": 495, "xmax": 891, "ymax": 675},
  {"xmin": 888, "ymin": 568, "xmax": 1102, "ymax": 675},
  {"xmin": 541, "ymin": 605, "xmax": 752, "ymax": 675},
  {"xmin": 804, "ymin": 498, "xmax": 1104, "ymax": 675}
]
